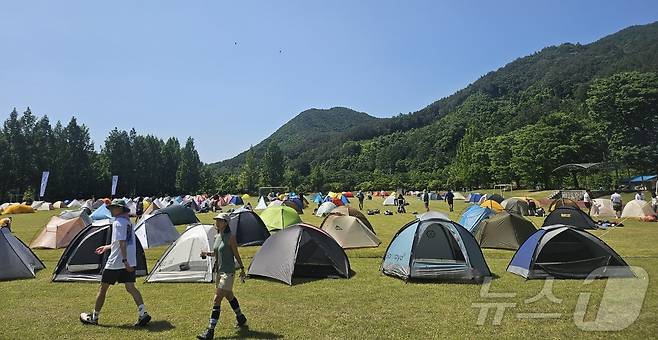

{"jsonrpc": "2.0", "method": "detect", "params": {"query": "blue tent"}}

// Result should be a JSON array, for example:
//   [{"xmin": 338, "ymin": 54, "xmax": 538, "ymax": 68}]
[
  {"xmin": 629, "ymin": 175, "xmax": 657, "ymax": 183},
  {"xmin": 90, "ymin": 204, "xmax": 112, "ymax": 220},
  {"xmin": 341, "ymin": 195, "xmax": 349, "ymax": 205},
  {"xmin": 467, "ymin": 193, "xmax": 482, "ymax": 203},
  {"xmin": 312, "ymin": 193, "xmax": 323, "ymax": 204},
  {"xmin": 288, "ymin": 197, "xmax": 304, "ymax": 211},
  {"xmin": 229, "ymin": 195, "xmax": 244, "ymax": 205},
  {"xmin": 458, "ymin": 205, "xmax": 494, "ymax": 233},
  {"xmin": 381, "ymin": 214, "xmax": 491, "ymax": 281},
  {"xmin": 508, "ymin": 225, "xmax": 634, "ymax": 279}
]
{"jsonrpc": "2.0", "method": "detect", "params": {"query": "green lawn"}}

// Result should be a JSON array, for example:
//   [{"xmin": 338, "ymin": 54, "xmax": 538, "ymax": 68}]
[{"xmin": 2, "ymin": 196, "xmax": 657, "ymax": 339}]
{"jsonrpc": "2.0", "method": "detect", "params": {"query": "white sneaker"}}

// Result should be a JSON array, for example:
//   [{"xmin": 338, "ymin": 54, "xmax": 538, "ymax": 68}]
[{"xmin": 79, "ymin": 312, "xmax": 98, "ymax": 325}]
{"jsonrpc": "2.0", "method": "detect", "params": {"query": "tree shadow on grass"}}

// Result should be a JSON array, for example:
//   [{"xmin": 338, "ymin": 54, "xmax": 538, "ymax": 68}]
[
  {"xmin": 100, "ymin": 320, "xmax": 175, "ymax": 332},
  {"xmin": 217, "ymin": 326, "xmax": 283, "ymax": 339}
]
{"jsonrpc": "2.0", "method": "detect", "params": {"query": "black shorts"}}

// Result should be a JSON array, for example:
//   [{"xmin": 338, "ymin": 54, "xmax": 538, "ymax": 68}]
[
  {"xmin": 101, "ymin": 268, "xmax": 136, "ymax": 285},
  {"xmin": 584, "ymin": 202, "xmax": 592, "ymax": 209},
  {"xmin": 447, "ymin": 199, "xmax": 454, "ymax": 205}
]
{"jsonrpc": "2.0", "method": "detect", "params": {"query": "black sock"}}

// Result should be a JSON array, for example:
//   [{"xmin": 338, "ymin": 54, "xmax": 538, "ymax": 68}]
[
  {"xmin": 229, "ymin": 297, "xmax": 243, "ymax": 317},
  {"xmin": 208, "ymin": 305, "xmax": 220, "ymax": 329}
]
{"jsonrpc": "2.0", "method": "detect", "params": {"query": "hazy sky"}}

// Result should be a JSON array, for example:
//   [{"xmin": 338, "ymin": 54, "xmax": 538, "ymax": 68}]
[{"xmin": 1, "ymin": 1, "xmax": 657, "ymax": 163}]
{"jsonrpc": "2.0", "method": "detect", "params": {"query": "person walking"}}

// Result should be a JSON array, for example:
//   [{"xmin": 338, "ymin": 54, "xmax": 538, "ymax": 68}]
[
  {"xmin": 583, "ymin": 190, "xmax": 592, "ymax": 216},
  {"xmin": 135, "ymin": 197, "xmax": 144, "ymax": 223},
  {"xmin": 197, "ymin": 213, "xmax": 247, "ymax": 340},
  {"xmin": 396, "ymin": 193, "xmax": 406, "ymax": 214},
  {"xmin": 445, "ymin": 190, "xmax": 455, "ymax": 212},
  {"xmin": 80, "ymin": 199, "xmax": 151, "ymax": 327},
  {"xmin": 422, "ymin": 190, "xmax": 430, "ymax": 212},
  {"xmin": 356, "ymin": 190, "xmax": 365, "ymax": 210},
  {"xmin": 611, "ymin": 191, "xmax": 623, "ymax": 219}
]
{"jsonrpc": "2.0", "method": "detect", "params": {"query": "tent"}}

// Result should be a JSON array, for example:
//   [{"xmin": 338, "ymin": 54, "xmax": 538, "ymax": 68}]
[
  {"xmin": 90, "ymin": 204, "xmax": 112, "ymax": 220},
  {"xmin": 229, "ymin": 210, "xmax": 270, "ymax": 246},
  {"xmin": 67, "ymin": 199, "xmax": 83, "ymax": 208},
  {"xmin": 320, "ymin": 215, "xmax": 380, "ymax": 249},
  {"xmin": 229, "ymin": 195, "xmax": 244, "ymax": 206},
  {"xmin": 501, "ymin": 198, "xmax": 530, "ymax": 216},
  {"xmin": 287, "ymin": 197, "xmax": 305, "ymax": 212},
  {"xmin": 466, "ymin": 193, "xmax": 482, "ymax": 203},
  {"xmin": 507, "ymin": 225, "xmax": 634, "ymax": 279},
  {"xmin": 458, "ymin": 205, "xmax": 495, "ymax": 232},
  {"xmin": 416, "ymin": 211, "xmax": 449, "ymax": 220},
  {"xmin": 480, "ymin": 200, "xmax": 504, "ymax": 212},
  {"xmin": 247, "ymin": 223, "xmax": 351, "ymax": 285},
  {"xmin": 255, "ymin": 196, "xmax": 268, "ymax": 210},
  {"xmin": 282, "ymin": 200, "xmax": 303, "ymax": 214},
  {"xmin": 59, "ymin": 210, "xmax": 93, "ymax": 225},
  {"xmin": 330, "ymin": 206, "xmax": 375, "ymax": 233},
  {"xmin": 621, "ymin": 200, "xmax": 657, "ymax": 219},
  {"xmin": 241, "ymin": 194, "xmax": 251, "ymax": 200},
  {"xmin": 135, "ymin": 214, "xmax": 180, "ymax": 249},
  {"xmin": 1, "ymin": 204, "xmax": 35, "ymax": 215},
  {"xmin": 381, "ymin": 214, "xmax": 491, "ymax": 282},
  {"xmin": 31, "ymin": 201, "xmax": 44, "ymax": 210},
  {"xmin": 473, "ymin": 212, "xmax": 536, "ymax": 250},
  {"xmin": 486, "ymin": 194, "xmax": 505, "ymax": 203},
  {"xmin": 591, "ymin": 199, "xmax": 616, "ymax": 218},
  {"xmin": 158, "ymin": 205, "xmax": 199, "ymax": 225},
  {"xmin": 52, "ymin": 222, "xmax": 148, "ymax": 282},
  {"xmin": 452, "ymin": 192, "xmax": 466, "ymax": 200},
  {"xmin": 30, "ymin": 215, "xmax": 90, "ymax": 249},
  {"xmin": 0, "ymin": 228, "xmax": 45, "ymax": 281},
  {"xmin": 315, "ymin": 202, "xmax": 337, "ymax": 217},
  {"xmin": 146, "ymin": 224, "xmax": 217, "ymax": 283},
  {"xmin": 428, "ymin": 192, "xmax": 442, "ymax": 200},
  {"xmin": 143, "ymin": 200, "xmax": 161, "ymax": 215},
  {"xmin": 53, "ymin": 201, "xmax": 66, "ymax": 209},
  {"xmin": 37, "ymin": 202, "xmax": 54, "ymax": 211},
  {"xmin": 543, "ymin": 206, "xmax": 597, "ymax": 230},
  {"xmin": 549, "ymin": 198, "xmax": 580, "ymax": 212},
  {"xmin": 383, "ymin": 194, "xmax": 397, "ymax": 206},
  {"xmin": 259, "ymin": 205, "xmax": 302, "ymax": 232}
]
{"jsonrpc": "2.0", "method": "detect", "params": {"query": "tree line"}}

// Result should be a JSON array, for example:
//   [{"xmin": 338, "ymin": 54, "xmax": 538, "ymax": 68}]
[{"xmin": 0, "ymin": 108, "xmax": 202, "ymax": 201}]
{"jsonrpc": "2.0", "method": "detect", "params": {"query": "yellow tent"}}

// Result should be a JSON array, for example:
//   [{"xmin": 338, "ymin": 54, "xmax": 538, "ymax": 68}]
[
  {"xmin": 242, "ymin": 194, "xmax": 251, "ymax": 200},
  {"xmin": 480, "ymin": 200, "xmax": 504, "ymax": 212},
  {"xmin": 1, "ymin": 204, "xmax": 35, "ymax": 215}
]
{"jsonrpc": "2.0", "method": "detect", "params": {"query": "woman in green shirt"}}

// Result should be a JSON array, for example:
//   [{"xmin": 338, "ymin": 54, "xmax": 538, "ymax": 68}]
[{"xmin": 197, "ymin": 213, "xmax": 247, "ymax": 340}]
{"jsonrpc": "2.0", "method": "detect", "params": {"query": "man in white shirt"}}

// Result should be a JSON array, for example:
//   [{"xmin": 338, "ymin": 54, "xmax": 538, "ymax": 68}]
[
  {"xmin": 583, "ymin": 191, "xmax": 592, "ymax": 215},
  {"xmin": 635, "ymin": 191, "xmax": 644, "ymax": 201},
  {"xmin": 611, "ymin": 192, "xmax": 623, "ymax": 218},
  {"xmin": 80, "ymin": 199, "xmax": 151, "ymax": 327}
]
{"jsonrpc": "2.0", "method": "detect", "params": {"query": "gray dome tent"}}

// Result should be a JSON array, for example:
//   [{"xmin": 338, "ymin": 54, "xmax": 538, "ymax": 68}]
[
  {"xmin": 0, "ymin": 228, "xmax": 45, "ymax": 281},
  {"xmin": 501, "ymin": 198, "xmax": 530, "ymax": 216},
  {"xmin": 135, "ymin": 213, "xmax": 180, "ymax": 249},
  {"xmin": 158, "ymin": 205, "xmax": 199, "ymax": 225},
  {"xmin": 229, "ymin": 210, "xmax": 270, "ymax": 246},
  {"xmin": 52, "ymin": 221, "xmax": 147, "ymax": 282},
  {"xmin": 381, "ymin": 214, "xmax": 491, "ymax": 282},
  {"xmin": 248, "ymin": 223, "xmax": 351, "ymax": 285}
]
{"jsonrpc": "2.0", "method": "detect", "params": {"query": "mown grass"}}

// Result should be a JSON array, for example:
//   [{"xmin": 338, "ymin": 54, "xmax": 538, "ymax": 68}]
[{"xmin": 1, "ymin": 194, "xmax": 657, "ymax": 339}]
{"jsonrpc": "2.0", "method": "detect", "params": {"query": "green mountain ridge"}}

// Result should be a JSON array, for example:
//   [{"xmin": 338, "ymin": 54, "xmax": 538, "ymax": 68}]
[{"xmin": 209, "ymin": 21, "xmax": 658, "ymax": 190}]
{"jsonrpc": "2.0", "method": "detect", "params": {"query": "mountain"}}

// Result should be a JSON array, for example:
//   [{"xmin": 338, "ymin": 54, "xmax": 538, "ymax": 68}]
[{"xmin": 208, "ymin": 21, "xmax": 658, "ymax": 190}]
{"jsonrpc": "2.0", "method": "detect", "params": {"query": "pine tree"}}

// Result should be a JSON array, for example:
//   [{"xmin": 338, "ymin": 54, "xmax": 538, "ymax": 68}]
[{"xmin": 176, "ymin": 137, "xmax": 202, "ymax": 194}]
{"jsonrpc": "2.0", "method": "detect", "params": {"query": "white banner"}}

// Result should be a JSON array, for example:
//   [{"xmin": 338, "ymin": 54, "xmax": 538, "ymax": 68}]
[
  {"xmin": 39, "ymin": 171, "xmax": 49, "ymax": 198},
  {"xmin": 111, "ymin": 175, "xmax": 119, "ymax": 196}
]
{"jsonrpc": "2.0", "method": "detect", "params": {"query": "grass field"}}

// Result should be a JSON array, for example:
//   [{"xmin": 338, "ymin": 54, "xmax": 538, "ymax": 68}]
[{"xmin": 2, "ymin": 192, "xmax": 657, "ymax": 339}]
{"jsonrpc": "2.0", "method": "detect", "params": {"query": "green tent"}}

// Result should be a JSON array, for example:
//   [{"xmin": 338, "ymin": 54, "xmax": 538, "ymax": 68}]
[{"xmin": 260, "ymin": 205, "xmax": 302, "ymax": 231}]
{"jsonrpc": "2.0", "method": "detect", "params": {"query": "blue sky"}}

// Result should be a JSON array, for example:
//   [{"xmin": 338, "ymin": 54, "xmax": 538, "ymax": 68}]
[{"xmin": 1, "ymin": 1, "xmax": 657, "ymax": 163}]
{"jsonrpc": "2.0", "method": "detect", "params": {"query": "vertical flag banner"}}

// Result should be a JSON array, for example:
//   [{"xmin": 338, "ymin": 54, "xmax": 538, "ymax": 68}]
[
  {"xmin": 111, "ymin": 175, "xmax": 119, "ymax": 196},
  {"xmin": 39, "ymin": 171, "xmax": 50, "ymax": 198}
]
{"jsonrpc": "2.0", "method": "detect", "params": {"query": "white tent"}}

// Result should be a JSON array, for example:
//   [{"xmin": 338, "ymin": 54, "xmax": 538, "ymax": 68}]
[
  {"xmin": 0, "ymin": 228, "xmax": 45, "ymax": 280},
  {"xmin": 0, "ymin": 203, "xmax": 10, "ymax": 211},
  {"xmin": 37, "ymin": 202, "xmax": 54, "ymax": 211},
  {"xmin": 621, "ymin": 200, "xmax": 656, "ymax": 218},
  {"xmin": 453, "ymin": 192, "xmax": 466, "ymax": 200},
  {"xmin": 591, "ymin": 198, "xmax": 616, "ymax": 217},
  {"xmin": 135, "ymin": 214, "xmax": 180, "ymax": 249},
  {"xmin": 145, "ymin": 224, "xmax": 217, "ymax": 283},
  {"xmin": 316, "ymin": 202, "xmax": 337, "ymax": 217},
  {"xmin": 31, "ymin": 201, "xmax": 44, "ymax": 210},
  {"xmin": 255, "ymin": 196, "xmax": 268, "ymax": 210},
  {"xmin": 383, "ymin": 195, "xmax": 397, "ymax": 206},
  {"xmin": 67, "ymin": 199, "xmax": 83, "ymax": 208}
]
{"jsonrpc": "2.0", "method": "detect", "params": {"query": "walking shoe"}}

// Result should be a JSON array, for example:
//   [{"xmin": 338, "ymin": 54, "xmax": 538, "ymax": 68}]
[
  {"xmin": 197, "ymin": 328, "xmax": 215, "ymax": 340},
  {"xmin": 79, "ymin": 312, "xmax": 98, "ymax": 325},
  {"xmin": 235, "ymin": 314, "xmax": 247, "ymax": 328},
  {"xmin": 134, "ymin": 312, "xmax": 151, "ymax": 327}
]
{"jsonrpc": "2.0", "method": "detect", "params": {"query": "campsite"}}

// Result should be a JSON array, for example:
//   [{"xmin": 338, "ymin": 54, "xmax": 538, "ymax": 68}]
[
  {"xmin": 2, "ymin": 2, "xmax": 658, "ymax": 339},
  {"xmin": 0, "ymin": 191, "xmax": 657, "ymax": 338}
]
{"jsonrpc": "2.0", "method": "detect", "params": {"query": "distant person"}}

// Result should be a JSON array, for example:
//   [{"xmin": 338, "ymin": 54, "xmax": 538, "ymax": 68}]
[
  {"xmin": 527, "ymin": 198, "xmax": 537, "ymax": 216},
  {"xmin": 80, "ymin": 199, "xmax": 151, "ymax": 327},
  {"xmin": 356, "ymin": 190, "xmax": 365, "ymax": 210},
  {"xmin": 422, "ymin": 190, "xmax": 430, "ymax": 212},
  {"xmin": 652, "ymin": 193, "xmax": 658, "ymax": 213},
  {"xmin": 611, "ymin": 191, "xmax": 623, "ymax": 218},
  {"xmin": 635, "ymin": 191, "xmax": 644, "ymax": 201},
  {"xmin": 135, "ymin": 197, "xmax": 144, "ymax": 223},
  {"xmin": 197, "ymin": 213, "xmax": 247, "ymax": 339},
  {"xmin": 583, "ymin": 190, "xmax": 592, "ymax": 215},
  {"xmin": 445, "ymin": 190, "xmax": 455, "ymax": 212},
  {"xmin": 397, "ymin": 193, "xmax": 406, "ymax": 214},
  {"xmin": 245, "ymin": 202, "xmax": 252, "ymax": 210}
]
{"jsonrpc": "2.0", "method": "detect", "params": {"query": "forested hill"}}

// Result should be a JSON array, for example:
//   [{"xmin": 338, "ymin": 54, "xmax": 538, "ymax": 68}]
[{"xmin": 208, "ymin": 21, "xmax": 658, "ymax": 192}]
